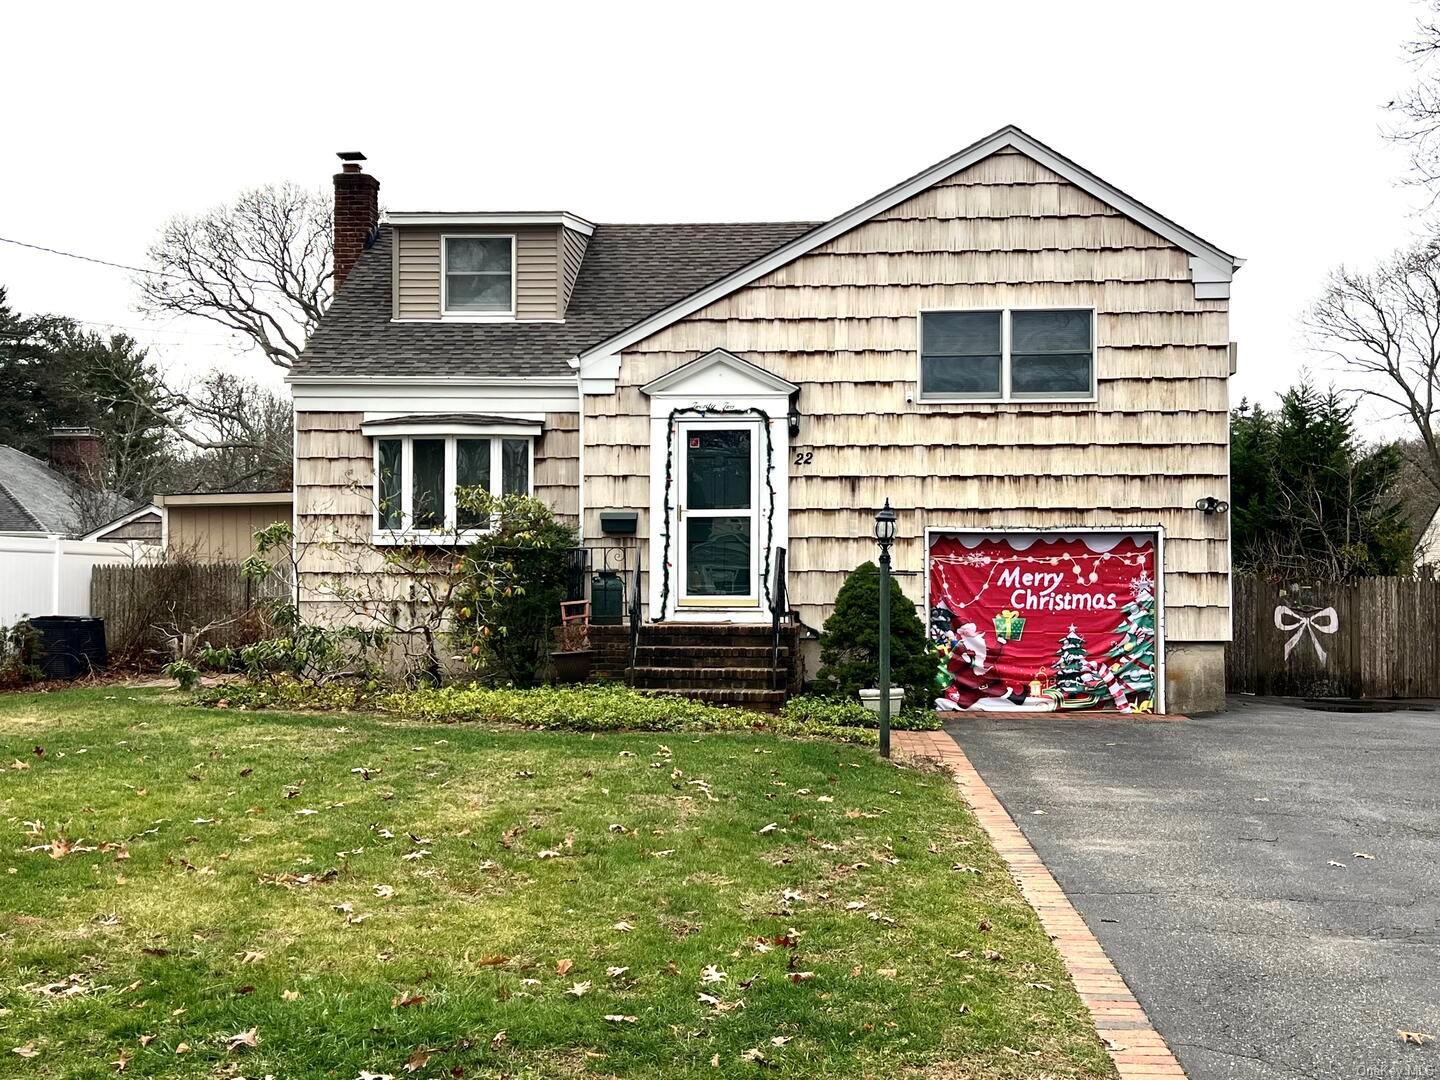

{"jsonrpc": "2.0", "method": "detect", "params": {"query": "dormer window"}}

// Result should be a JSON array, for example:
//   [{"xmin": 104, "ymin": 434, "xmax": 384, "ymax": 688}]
[{"xmin": 442, "ymin": 235, "xmax": 515, "ymax": 317}]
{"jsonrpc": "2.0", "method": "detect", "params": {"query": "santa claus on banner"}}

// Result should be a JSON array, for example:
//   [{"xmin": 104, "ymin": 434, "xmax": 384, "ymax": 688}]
[{"xmin": 931, "ymin": 603, "xmax": 1057, "ymax": 712}]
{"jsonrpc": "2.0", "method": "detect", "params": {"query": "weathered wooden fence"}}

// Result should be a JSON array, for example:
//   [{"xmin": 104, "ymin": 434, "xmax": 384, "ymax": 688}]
[
  {"xmin": 91, "ymin": 562, "xmax": 290, "ymax": 661},
  {"xmin": 1227, "ymin": 574, "xmax": 1440, "ymax": 698}
]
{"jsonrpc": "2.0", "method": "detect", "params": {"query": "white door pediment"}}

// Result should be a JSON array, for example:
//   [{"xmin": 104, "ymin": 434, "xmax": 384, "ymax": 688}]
[{"xmin": 640, "ymin": 348, "xmax": 799, "ymax": 400}]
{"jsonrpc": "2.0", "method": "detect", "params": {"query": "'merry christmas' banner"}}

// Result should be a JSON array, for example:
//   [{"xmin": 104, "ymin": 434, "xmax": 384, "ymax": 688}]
[{"xmin": 927, "ymin": 533, "xmax": 1157, "ymax": 713}]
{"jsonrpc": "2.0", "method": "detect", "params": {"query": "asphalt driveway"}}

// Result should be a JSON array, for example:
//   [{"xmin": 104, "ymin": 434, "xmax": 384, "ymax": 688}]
[{"xmin": 945, "ymin": 698, "xmax": 1440, "ymax": 1080}]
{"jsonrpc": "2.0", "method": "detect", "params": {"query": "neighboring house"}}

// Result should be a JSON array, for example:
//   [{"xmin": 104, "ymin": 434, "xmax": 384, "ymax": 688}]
[
  {"xmin": 0, "ymin": 432, "xmax": 129, "ymax": 537},
  {"xmin": 290, "ymin": 128, "xmax": 1240, "ymax": 714},
  {"xmin": 1409, "ymin": 496, "xmax": 1440, "ymax": 569},
  {"xmin": 152, "ymin": 491, "xmax": 293, "ymax": 563},
  {"xmin": 83, "ymin": 505, "xmax": 164, "ymax": 545}
]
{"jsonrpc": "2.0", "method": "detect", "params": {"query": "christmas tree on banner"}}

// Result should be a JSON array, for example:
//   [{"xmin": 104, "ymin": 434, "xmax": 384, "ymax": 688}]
[
  {"xmin": 1107, "ymin": 572, "xmax": 1156, "ymax": 702},
  {"xmin": 1053, "ymin": 625, "xmax": 1088, "ymax": 697}
]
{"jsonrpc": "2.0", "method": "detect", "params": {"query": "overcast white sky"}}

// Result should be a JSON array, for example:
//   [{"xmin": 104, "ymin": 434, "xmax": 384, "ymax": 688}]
[{"xmin": 0, "ymin": 0, "xmax": 1432, "ymax": 421}]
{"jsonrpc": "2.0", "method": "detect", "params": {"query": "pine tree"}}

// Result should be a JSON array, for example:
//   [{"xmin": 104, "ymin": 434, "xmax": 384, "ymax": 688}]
[
  {"xmin": 1053, "ymin": 625, "xmax": 1087, "ymax": 696},
  {"xmin": 815, "ymin": 562, "xmax": 934, "ymax": 706},
  {"xmin": 1108, "ymin": 575, "xmax": 1156, "ymax": 697}
]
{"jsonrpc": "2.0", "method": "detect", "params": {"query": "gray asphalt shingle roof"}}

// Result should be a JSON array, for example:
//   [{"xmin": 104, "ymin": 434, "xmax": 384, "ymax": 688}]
[
  {"xmin": 291, "ymin": 221, "xmax": 820, "ymax": 380},
  {"xmin": 0, "ymin": 445, "xmax": 80, "ymax": 535}
]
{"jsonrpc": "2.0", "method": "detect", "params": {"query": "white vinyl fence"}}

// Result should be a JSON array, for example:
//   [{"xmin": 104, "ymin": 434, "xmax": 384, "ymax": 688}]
[{"xmin": 0, "ymin": 534, "xmax": 149, "ymax": 627}]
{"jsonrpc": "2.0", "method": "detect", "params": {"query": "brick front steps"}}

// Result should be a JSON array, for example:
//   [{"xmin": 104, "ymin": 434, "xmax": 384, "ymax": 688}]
[
  {"xmin": 895, "ymin": 730, "xmax": 1187, "ymax": 1079},
  {"xmin": 589, "ymin": 623, "xmax": 801, "ymax": 710}
]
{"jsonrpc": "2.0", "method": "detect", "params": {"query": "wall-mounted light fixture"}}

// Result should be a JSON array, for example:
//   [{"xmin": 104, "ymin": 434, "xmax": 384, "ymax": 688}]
[
  {"xmin": 1195, "ymin": 496, "xmax": 1230, "ymax": 515},
  {"xmin": 787, "ymin": 406, "xmax": 801, "ymax": 438}
]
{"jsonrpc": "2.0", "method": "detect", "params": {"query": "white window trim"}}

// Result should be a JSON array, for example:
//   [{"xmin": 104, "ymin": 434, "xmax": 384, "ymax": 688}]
[
  {"xmin": 371, "ymin": 431, "xmax": 535, "ymax": 545},
  {"xmin": 441, "ymin": 233, "xmax": 518, "ymax": 320},
  {"xmin": 917, "ymin": 306, "xmax": 1097, "ymax": 404}
]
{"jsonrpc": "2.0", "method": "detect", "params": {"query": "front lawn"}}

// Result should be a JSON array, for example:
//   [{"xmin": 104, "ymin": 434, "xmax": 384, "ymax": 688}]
[{"xmin": 0, "ymin": 688, "xmax": 1113, "ymax": 1079}]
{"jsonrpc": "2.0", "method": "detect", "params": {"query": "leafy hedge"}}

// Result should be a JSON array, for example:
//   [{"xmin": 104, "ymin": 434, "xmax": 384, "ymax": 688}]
[
  {"xmin": 187, "ymin": 681, "xmax": 941, "ymax": 746},
  {"xmin": 779, "ymin": 695, "xmax": 942, "ymax": 731}
]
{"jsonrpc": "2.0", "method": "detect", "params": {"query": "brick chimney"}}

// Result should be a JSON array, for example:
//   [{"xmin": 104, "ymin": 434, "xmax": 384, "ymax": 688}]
[
  {"xmin": 49, "ymin": 427, "xmax": 103, "ymax": 485},
  {"xmin": 333, "ymin": 151, "xmax": 380, "ymax": 292}
]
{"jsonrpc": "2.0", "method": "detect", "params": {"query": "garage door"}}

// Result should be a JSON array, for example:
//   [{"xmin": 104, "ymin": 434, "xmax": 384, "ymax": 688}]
[{"xmin": 926, "ymin": 530, "xmax": 1160, "ymax": 714}]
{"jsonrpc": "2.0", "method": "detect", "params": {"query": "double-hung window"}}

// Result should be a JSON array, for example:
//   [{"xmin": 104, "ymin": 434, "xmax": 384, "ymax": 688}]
[
  {"xmin": 919, "ymin": 308, "xmax": 1094, "ymax": 401},
  {"xmin": 442, "ymin": 235, "xmax": 515, "ymax": 317},
  {"xmin": 373, "ymin": 429, "xmax": 534, "ymax": 540}
]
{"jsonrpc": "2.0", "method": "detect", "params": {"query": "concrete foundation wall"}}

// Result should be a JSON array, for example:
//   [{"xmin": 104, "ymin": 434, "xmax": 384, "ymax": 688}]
[{"xmin": 1165, "ymin": 642, "xmax": 1226, "ymax": 714}]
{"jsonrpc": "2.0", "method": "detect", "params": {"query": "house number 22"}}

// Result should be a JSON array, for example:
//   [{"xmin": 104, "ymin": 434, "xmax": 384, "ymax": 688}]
[{"xmin": 793, "ymin": 450, "xmax": 814, "ymax": 466}]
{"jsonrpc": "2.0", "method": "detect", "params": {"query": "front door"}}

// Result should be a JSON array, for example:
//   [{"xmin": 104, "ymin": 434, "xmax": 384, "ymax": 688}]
[{"xmin": 678, "ymin": 422, "xmax": 759, "ymax": 607}]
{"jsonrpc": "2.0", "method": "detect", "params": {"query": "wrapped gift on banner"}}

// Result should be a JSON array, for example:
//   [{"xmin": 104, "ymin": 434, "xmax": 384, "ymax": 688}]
[{"xmin": 993, "ymin": 609, "xmax": 1026, "ymax": 641}]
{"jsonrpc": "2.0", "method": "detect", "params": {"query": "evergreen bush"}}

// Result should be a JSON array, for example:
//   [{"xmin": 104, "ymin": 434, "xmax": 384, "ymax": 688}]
[{"xmin": 813, "ymin": 561, "xmax": 935, "ymax": 708}]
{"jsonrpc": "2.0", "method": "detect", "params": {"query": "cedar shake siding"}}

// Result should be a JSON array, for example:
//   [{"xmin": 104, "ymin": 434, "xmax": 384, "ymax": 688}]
[{"xmin": 583, "ymin": 146, "xmax": 1232, "ymax": 644}]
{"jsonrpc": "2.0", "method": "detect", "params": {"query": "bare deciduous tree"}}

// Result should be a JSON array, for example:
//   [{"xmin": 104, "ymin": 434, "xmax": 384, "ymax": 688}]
[
  {"xmin": 136, "ymin": 183, "xmax": 332, "ymax": 369},
  {"xmin": 1308, "ymin": 244, "xmax": 1440, "ymax": 500}
]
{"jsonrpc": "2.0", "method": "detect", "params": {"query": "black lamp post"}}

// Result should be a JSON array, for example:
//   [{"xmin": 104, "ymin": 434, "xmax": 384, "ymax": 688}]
[{"xmin": 874, "ymin": 498, "xmax": 897, "ymax": 758}]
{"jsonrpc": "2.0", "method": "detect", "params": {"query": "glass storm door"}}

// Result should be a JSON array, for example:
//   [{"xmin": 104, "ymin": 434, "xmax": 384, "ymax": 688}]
[{"xmin": 678, "ymin": 423, "xmax": 757, "ymax": 604}]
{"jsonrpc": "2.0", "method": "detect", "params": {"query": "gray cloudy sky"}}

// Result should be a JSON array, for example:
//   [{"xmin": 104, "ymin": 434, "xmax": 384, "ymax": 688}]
[{"xmin": 0, "ymin": 0, "xmax": 1431, "ymax": 417}]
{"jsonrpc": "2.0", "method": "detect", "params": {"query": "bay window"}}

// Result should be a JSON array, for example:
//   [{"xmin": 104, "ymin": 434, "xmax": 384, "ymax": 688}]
[
  {"xmin": 919, "ymin": 308, "xmax": 1095, "ymax": 401},
  {"xmin": 373, "ymin": 431, "xmax": 534, "ymax": 539}
]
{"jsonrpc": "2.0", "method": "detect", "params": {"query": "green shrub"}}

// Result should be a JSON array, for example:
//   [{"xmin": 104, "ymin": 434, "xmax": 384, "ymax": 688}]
[
  {"xmin": 780, "ymin": 694, "xmax": 942, "ymax": 731},
  {"xmin": 0, "ymin": 620, "xmax": 41, "ymax": 689},
  {"xmin": 164, "ymin": 659, "xmax": 201, "ymax": 691},
  {"xmin": 813, "ymin": 562, "xmax": 936, "ymax": 708},
  {"xmin": 449, "ymin": 492, "xmax": 578, "ymax": 688}
]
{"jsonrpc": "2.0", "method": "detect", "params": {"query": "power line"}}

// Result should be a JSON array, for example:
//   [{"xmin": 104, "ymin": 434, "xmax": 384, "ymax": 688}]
[
  {"xmin": 0, "ymin": 235, "xmax": 180, "ymax": 279},
  {"xmin": 0, "ymin": 234, "xmax": 312, "ymax": 298}
]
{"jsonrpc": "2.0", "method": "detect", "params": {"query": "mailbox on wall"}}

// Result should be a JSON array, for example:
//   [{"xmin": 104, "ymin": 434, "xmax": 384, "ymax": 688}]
[{"xmin": 599, "ymin": 511, "xmax": 638, "ymax": 536}]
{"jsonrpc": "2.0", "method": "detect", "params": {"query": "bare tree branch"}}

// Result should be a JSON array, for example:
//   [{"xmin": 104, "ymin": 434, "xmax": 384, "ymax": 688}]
[
  {"xmin": 135, "ymin": 183, "xmax": 332, "ymax": 369},
  {"xmin": 1307, "ymin": 244, "xmax": 1440, "ymax": 499}
]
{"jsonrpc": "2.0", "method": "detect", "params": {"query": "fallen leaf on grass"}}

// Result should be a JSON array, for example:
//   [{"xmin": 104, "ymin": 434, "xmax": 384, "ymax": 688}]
[
  {"xmin": 174, "ymin": 1043, "xmax": 191, "ymax": 1055},
  {"xmin": 770, "ymin": 1036, "xmax": 793, "ymax": 1047},
  {"xmin": 1328, "ymin": 860, "xmax": 1347, "ymax": 869},
  {"xmin": 489, "ymin": 1030, "xmax": 507, "ymax": 1051},
  {"xmin": 402, "ymin": 1047, "xmax": 434, "ymax": 1073},
  {"xmin": 983, "ymin": 949, "xmax": 1005, "ymax": 962},
  {"xmin": 566, "ymin": 981, "xmax": 592, "ymax": 997},
  {"xmin": 13, "ymin": 1044, "xmax": 39, "ymax": 1058},
  {"xmin": 741, "ymin": 1046, "xmax": 771, "ymax": 1065},
  {"xmin": 373, "ymin": 884, "xmax": 395, "ymax": 898},
  {"xmin": 400, "ymin": 850, "xmax": 429, "ymax": 861},
  {"xmin": 1398, "ymin": 1030, "xmax": 1434, "ymax": 1045},
  {"xmin": 876, "ymin": 968, "xmax": 897, "ymax": 978},
  {"xmin": 537, "ymin": 849, "xmax": 561, "ymax": 859},
  {"xmin": 556, "ymin": 958, "xmax": 574, "ymax": 975},
  {"xmin": 788, "ymin": 971, "xmax": 816, "ymax": 983},
  {"xmin": 606, "ymin": 966, "xmax": 629, "ymax": 978},
  {"xmin": 224, "ymin": 1027, "xmax": 260, "ymax": 1052},
  {"xmin": 845, "ymin": 901, "xmax": 866, "ymax": 911},
  {"xmin": 1354, "ymin": 852, "xmax": 1376, "ymax": 860},
  {"xmin": 759, "ymin": 823, "xmax": 777, "ymax": 835},
  {"xmin": 238, "ymin": 950, "xmax": 266, "ymax": 964},
  {"xmin": 112, "ymin": 1050, "xmax": 129, "ymax": 1071},
  {"xmin": 1027, "ymin": 982, "xmax": 1056, "ymax": 992},
  {"xmin": 137, "ymin": 1035, "xmax": 155, "ymax": 1047},
  {"xmin": 613, "ymin": 920, "xmax": 635, "ymax": 932},
  {"xmin": 391, "ymin": 993, "xmax": 426, "ymax": 1008},
  {"xmin": 701, "ymin": 965, "xmax": 727, "ymax": 984},
  {"xmin": 281, "ymin": 989, "xmax": 300, "ymax": 1001},
  {"xmin": 653, "ymin": 849, "xmax": 675, "ymax": 858},
  {"xmin": 357, "ymin": 1072, "xmax": 395, "ymax": 1080},
  {"xmin": 604, "ymin": 1014, "xmax": 638, "ymax": 1023}
]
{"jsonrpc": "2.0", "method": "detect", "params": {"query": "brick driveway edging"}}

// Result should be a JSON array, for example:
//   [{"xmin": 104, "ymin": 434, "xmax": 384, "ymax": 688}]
[{"xmin": 895, "ymin": 729, "xmax": 1186, "ymax": 1080}]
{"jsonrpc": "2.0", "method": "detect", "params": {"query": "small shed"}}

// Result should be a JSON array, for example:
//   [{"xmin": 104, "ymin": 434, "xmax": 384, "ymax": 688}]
[{"xmin": 153, "ymin": 491, "xmax": 293, "ymax": 563}]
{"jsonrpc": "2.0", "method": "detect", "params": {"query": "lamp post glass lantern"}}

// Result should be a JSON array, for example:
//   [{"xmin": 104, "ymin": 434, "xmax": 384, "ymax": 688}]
[{"xmin": 874, "ymin": 499, "xmax": 897, "ymax": 758}]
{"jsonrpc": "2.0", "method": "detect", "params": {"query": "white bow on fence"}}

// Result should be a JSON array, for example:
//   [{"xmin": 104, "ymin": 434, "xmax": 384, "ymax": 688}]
[{"xmin": 1273, "ymin": 605, "xmax": 1339, "ymax": 663}]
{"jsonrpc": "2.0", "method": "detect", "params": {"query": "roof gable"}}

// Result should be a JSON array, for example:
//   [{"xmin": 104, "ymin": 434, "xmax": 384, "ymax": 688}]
[{"xmin": 579, "ymin": 126, "xmax": 1240, "ymax": 371}]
